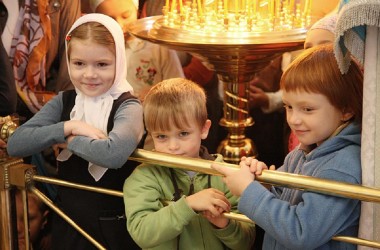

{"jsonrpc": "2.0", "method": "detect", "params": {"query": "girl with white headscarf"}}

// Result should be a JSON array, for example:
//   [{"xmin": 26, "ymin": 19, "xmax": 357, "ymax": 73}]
[
  {"xmin": 7, "ymin": 13, "xmax": 144, "ymax": 249},
  {"xmin": 90, "ymin": 0, "xmax": 185, "ymax": 104}
]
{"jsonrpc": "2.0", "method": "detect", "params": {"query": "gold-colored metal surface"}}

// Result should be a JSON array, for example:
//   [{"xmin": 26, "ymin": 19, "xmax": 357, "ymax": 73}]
[
  {"xmin": 0, "ymin": 115, "xmax": 18, "ymax": 142},
  {"xmin": 129, "ymin": 15, "xmax": 305, "ymax": 163},
  {"xmin": 130, "ymin": 148, "xmax": 238, "ymax": 175},
  {"xmin": 0, "ymin": 115, "xmax": 19, "ymax": 161},
  {"xmin": 333, "ymin": 236, "xmax": 380, "ymax": 249},
  {"xmin": 161, "ymin": 199, "xmax": 380, "ymax": 248},
  {"xmin": 8, "ymin": 164, "xmax": 35, "ymax": 188},
  {"xmin": 0, "ymin": 190, "xmax": 13, "ymax": 250},
  {"xmin": 0, "ymin": 159, "xmax": 23, "ymax": 250},
  {"xmin": 3, "ymin": 151, "xmax": 380, "ymax": 249},
  {"xmin": 0, "ymin": 120, "xmax": 17, "ymax": 142},
  {"xmin": 30, "ymin": 186, "xmax": 106, "ymax": 250},
  {"xmin": 130, "ymin": 149, "xmax": 380, "ymax": 203},
  {"xmin": 1, "ymin": 160, "xmax": 109, "ymax": 250},
  {"xmin": 162, "ymin": 0, "xmax": 312, "ymax": 33},
  {"xmin": 0, "ymin": 158, "xmax": 24, "ymax": 190},
  {"xmin": 32, "ymin": 175, "xmax": 123, "ymax": 198},
  {"xmin": 21, "ymin": 189, "xmax": 30, "ymax": 250}
]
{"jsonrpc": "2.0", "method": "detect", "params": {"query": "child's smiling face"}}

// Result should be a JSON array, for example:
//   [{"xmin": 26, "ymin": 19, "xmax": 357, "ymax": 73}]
[
  {"xmin": 283, "ymin": 90, "xmax": 351, "ymax": 146},
  {"xmin": 69, "ymin": 39, "xmax": 116, "ymax": 97}
]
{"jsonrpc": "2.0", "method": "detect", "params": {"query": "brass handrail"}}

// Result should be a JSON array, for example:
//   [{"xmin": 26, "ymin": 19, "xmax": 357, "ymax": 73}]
[
  {"xmin": 130, "ymin": 149, "xmax": 380, "ymax": 203},
  {"xmin": 32, "ymin": 174, "xmax": 380, "ymax": 249},
  {"xmin": 29, "ymin": 186, "xmax": 106, "ymax": 250},
  {"xmin": 32, "ymin": 175, "xmax": 123, "ymax": 198},
  {"xmin": 34, "ymin": 148, "xmax": 380, "ymax": 204},
  {"xmin": 31, "ymin": 149, "xmax": 380, "ymax": 248},
  {"xmin": 3, "ymin": 149, "xmax": 380, "ymax": 249}
]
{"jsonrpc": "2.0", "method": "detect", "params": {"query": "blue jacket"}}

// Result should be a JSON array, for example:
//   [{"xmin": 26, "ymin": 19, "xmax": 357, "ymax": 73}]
[{"xmin": 239, "ymin": 123, "xmax": 361, "ymax": 250}]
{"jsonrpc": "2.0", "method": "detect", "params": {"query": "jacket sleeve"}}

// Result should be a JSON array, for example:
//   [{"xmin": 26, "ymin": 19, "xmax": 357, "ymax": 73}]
[
  {"xmin": 238, "ymin": 154, "xmax": 361, "ymax": 250},
  {"xmin": 123, "ymin": 165, "xmax": 197, "ymax": 249},
  {"xmin": 67, "ymin": 100, "xmax": 144, "ymax": 169},
  {"xmin": 7, "ymin": 93, "xmax": 66, "ymax": 157},
  {"xmin": 211, "ymin": 176, "xmax": 256, "ymax": 250}
]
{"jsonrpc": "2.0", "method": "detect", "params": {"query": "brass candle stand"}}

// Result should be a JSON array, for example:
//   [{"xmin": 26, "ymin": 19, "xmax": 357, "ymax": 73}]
[
  {"xmin": 0, "ymin": 116, "xmax": 18, "ymax": 161},
  {"xmin": 129, "ymin": 1, "xmax": 310, "ymax": 163}
]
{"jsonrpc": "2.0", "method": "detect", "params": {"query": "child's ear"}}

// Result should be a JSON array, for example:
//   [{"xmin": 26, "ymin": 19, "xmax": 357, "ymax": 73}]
[
  {"xmin": 342, "ymin": 109, "xmax": 354, "ymax": 122},
  {"xmin": 201, "ymin": 119, "xmax": 212, "ymax": 139}
]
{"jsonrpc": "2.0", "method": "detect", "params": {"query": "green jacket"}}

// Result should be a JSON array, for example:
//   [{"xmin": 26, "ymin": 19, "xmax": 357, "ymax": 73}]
[{"xmin": 123, "ymin": 148, "xmax": 255, "ymax": 249}]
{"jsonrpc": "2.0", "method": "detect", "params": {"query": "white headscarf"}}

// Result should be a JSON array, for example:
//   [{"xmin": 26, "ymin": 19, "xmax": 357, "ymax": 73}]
[
  {"xmin": 89, "ymin": 0, "xmax": 139, "ymax": 12},
  {"xmin": 61, "ymin": 13, "xmax": 133, "ymax": 181},
  {"xmin": 310, "ymin": 14, "xmax": 337, "ymax": 34}
]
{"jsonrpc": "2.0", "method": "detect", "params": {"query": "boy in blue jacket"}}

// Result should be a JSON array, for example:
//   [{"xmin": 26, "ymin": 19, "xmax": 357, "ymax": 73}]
[{"xmin": 213, "ymin": 44, "xmax": 363, "ymax": 250}]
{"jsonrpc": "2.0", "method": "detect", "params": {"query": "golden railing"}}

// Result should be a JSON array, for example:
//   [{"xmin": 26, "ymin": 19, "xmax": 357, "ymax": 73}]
[{"xmin": 1, "ymin": 149, "xmax": 380, "ymax": 249}]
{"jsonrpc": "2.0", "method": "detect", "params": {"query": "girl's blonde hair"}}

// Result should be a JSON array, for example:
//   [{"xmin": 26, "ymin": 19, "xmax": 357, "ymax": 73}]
[
  {"xmin": 67, "ymin": 22, "xmax": 115, "ymax": 59},
  {"xmin": 143, "ymin": 78, "xmax": 208, "ymax": 132},
  {"xmin": 281, "ymin": 44, "xmax": 363, "ymax": 123}
]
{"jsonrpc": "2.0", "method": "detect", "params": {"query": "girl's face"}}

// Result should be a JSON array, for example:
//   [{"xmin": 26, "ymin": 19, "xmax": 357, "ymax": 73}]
[
  {"xmin": 150, "ymin": 119, "xmax": 211, "ymax": 159},
  {"xmin": 283, "ymin": 90, "xmax": 348, "ymax": 146},
  {"xmin": 69, "ymin": 39, "xmax": 116, "ymax": 97}
]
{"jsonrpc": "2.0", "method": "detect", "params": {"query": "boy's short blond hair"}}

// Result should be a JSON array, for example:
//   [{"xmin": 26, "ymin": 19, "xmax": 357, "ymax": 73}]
[{"xmin": 143, "ymin": 78, "xmax": 207, "ymax": 132}]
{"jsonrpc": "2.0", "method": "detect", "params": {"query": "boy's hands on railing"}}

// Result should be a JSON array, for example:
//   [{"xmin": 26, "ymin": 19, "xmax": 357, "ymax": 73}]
[
  {"xmin": 202, "ymin": 208, "xmax": 230, "ymax": 229},
  {"xmin": 240, "ymin": 156, "xmax": 275, "ymax": 175},
  {"xmin": 212, "ymin": 157, "xmax": 276, "ymax": 196},
  {"xmin": 185, "ymin": 188, "xmax": 230, "ymax": 216},
  {"xmin": 240, "ymin": 156, "xmax": 276, "ymax": 190},
  {"xmin": 211, "ymin": 162, "xmax": 254, "ymax": 196}
]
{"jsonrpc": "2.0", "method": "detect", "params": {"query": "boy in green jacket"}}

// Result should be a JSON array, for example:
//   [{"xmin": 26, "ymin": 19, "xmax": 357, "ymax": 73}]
[{"xmin": 123, "ymin": 78, "xmax": 255, "ymax": 249}]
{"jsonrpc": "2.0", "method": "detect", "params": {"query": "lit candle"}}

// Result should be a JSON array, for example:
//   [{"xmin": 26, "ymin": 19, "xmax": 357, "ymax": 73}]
[
  {"xmin": 235, "ymin": 0, "xmax": 238, "ymax": 14},
  {"xmin": 224, "ymin": 0, "xmax": 228, "ymax": 16},
  {"xmin": 309, "ymin": 0, "xmax": 313, "ymax": 13},
  {"xmin": 253, "ymin": 0, "xmax": 257, "ymax": 13},
  {"xmin": 197, "ymin": 0, "xmax": 203, "ymax": 16},
  {"xmin": 268, "ymin": 0, "xmax": 272, "ymax": 16},
  {"xmin": 166, "ymin": 0, "xmax": 170, "ymax": 9},
  {"xmin": 289, "ymin": 0, "xmax": 294, "ymax": 12},
  {"xmin": 171, "ymin": 0, "xmax": 176, "ymax": 12},
  {"xmin": 276, "ymin": 0, "xmax": 280, "ymax": 15},
  {"xmin": 179, "ymin": 0, "xmax": 183, "ymax": 14},
  {"xmin": 303, "ymin": 0, "xmax": 309, "ymax": 14}
]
